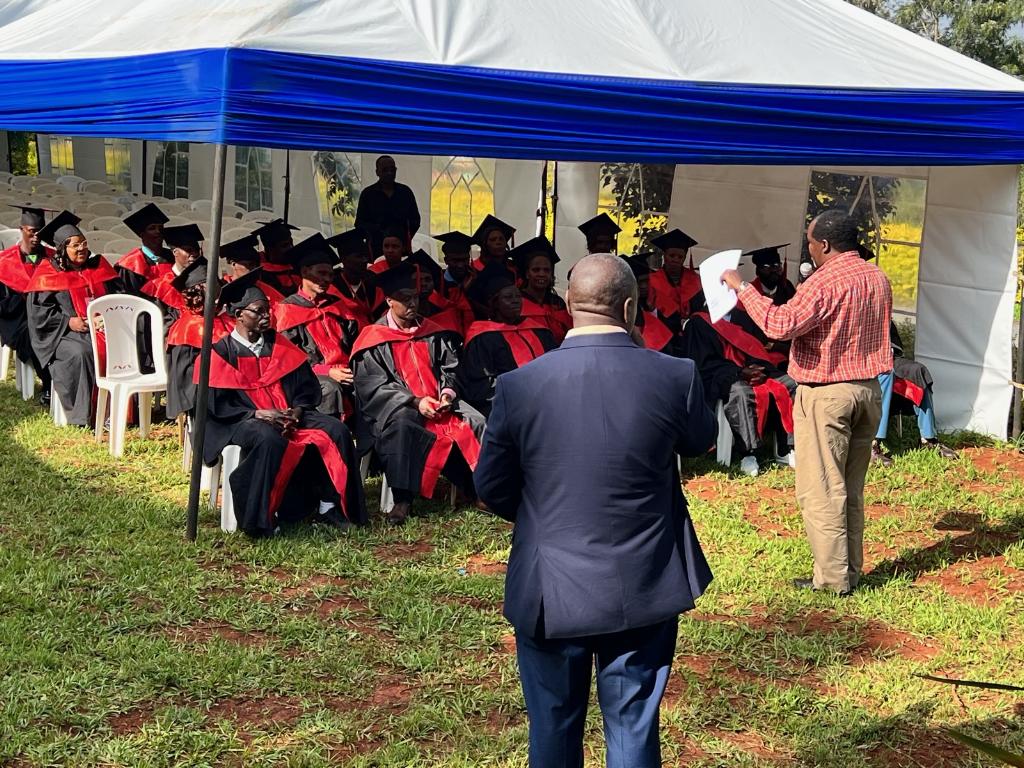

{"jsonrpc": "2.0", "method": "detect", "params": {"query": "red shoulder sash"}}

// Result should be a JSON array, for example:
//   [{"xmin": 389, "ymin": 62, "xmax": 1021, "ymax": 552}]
[
  {"xmin": 640, "ymin": 311, "xmax": 674, "ymax": 352},
  {"xmin": 274, "ymin": 295, "xmax": 362, "ymax": 332},
  {"xmin": 0, "ymin": 245, "xmax": 38, "ymax": 293},
  {"xmin": 141, "ymin": 271, "xmax": 185, "ymax": 310},
  {"xmin": 116, "ymin": 248, "xmax": 151, "ymax": 277},
  {"xmin": 167, "ymin": 312, "xmax": 234, "ymax": 348},
  {"xmin": 203, "ymin": 334, "xmax": 308, "ymax": 389},
  {"xmin": 349, "ymin": 317, "xmax": 448, "ymax": 359},
  {"xmin": 26, "ymin": 258, "xmax": 119, "ymax": 293},
  {"xmin": 463, "ymin": 318, "xmax": 547, "ymax": 346},
  {"xmin": 693, "ymin": 311, "xmax": 787, "ymax": 367}
]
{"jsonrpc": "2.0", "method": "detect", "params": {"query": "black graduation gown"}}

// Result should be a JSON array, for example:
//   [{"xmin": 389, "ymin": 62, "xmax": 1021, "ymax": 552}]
[
  {"xmin": 459, "ymin": 321, "xmax": 556, "ymax": 417},
  {"xmin": 26, "ymin": 258, "xmax": 121, "ymax": 427},
  {"xmin": 891, "ymin": 321, "xmax": 932, "ymax": 392},
  {"xmin": 679, "ymin": 312, "xmax": 794, "ymax": 454},
  {"xmin": 351, "ymin": 319, "xmax": 485, "ymax": 499},
  {"xmin": 276, "ymin": 292, "xmax": 362, "ymax": 418},
  {"xmin": 0, "ymin": 245, "xmax": 50, "ymax": 384},
  {"xmin": 334, "ymin": 272, "xmax": 384, "ymax": 322},
  {"xmin": 203, "ymin": 332, "xmax": 367, "ymax": 535},
  {"xmin": 164, "ymin": 312, "xmax": 234, "ymax": 420}
]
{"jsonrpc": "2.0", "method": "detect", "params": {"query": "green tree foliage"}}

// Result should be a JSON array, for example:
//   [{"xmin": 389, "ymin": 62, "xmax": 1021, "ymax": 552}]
[{"xmin": 6, "ymin": 132, "xmax": 37, "ymax": 176}]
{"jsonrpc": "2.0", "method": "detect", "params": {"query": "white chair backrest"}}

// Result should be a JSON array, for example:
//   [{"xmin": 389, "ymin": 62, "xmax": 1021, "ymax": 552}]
[
  {"xmin": 0, "ymin": 229, "xmax": 21, "ymax": 249},
  {"xmin": 83, "ymin": 231, "xmax": 122, "ymax": 252},
  {"xmin": 220, "ymin": 203, "xmax": 246, "ymax": 219},
  {"xmin": 240, "ymin": 209, "xmax": 272, "ymax": 222},
  {"xmin": 411, "ymin": 233, "xmax": 437, "ymax": 259},
  {"xmin": 10, "ymin": 176, "xmax": 36, "ymax": 191},
  {"xmin": 89, "ymin": 216, "xmax": 130, "ymax": 234},
  {"xmin": 56, "ymin": 175, "xmax": 87, "ymax": 191},
  {"xmin": 105, "ymin": 238, "xmax": 139, "ymax": 256},
  {"xmin": 190, "ymin": 199, "xmax": 214, "ymax": 214},
  {"xmin": 166, "ymin": 215, "xmax": 192, "ymax": 227},
  {"xmin": 0, "ymin": 213, "xmax": 21, "ymax": 229},
  {"xmin": 80, "ymin": 180, "xmax": 115, "ymax": 195},
  {"xmin": 0, "ymin": 171, "xmax": 13, "ymax": 186},
  {"xmin": 87, "ymin": 294, "xmax": 167, "ymax": 381},
  {"xmin": 87, "ymin": 201, "xmax": 126, "ymax": 217},
  {"xmin": 222, "ymin": 227, "xmax": 256, "ymax": 241}
]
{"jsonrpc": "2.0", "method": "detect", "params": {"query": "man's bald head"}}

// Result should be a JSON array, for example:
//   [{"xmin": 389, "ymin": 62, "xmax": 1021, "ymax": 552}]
[{"xmin": 566, "ymin": 253, "xmax": 637, "ymax": 329}]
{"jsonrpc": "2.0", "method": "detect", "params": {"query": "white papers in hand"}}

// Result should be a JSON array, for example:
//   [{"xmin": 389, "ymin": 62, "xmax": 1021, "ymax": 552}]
[{"xmin": 699, "ymin": 249, "xmax": 742, "ymax": 324}]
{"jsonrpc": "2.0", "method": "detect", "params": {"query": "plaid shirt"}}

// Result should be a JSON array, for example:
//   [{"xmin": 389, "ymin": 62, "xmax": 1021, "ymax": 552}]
[{"xmin": 738, "ymin": 252, "xmax": 892, "ymax": 385}]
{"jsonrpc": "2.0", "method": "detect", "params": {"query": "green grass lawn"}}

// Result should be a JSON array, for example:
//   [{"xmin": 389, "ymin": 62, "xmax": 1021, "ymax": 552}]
[{"xmin": 1, "ymin": 383, "xmax": 1023, "ymax": 767}]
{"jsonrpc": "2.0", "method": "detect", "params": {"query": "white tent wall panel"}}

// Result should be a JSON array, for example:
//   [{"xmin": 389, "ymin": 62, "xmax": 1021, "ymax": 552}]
[
  {"xmin": 667, "ymin": 165, "xmax": 811, "ymax": 285},
  {"xmin": 552, "ymin": 161, "xmax": 600, "ymax": 285},
  {"xmin": 494, "ymin": 159, "xmax": 544, "ymax": 244},
  {"xmin": 916, "ymin": 164, "xmax": 1019, "ymax": 438},
  {"xmin": 73, "ymin": 138, "xmax": 107, "ymax": 183},
  {"xmin": 284, "ymin": 150, "xmax": 322, "ymax": 230}
]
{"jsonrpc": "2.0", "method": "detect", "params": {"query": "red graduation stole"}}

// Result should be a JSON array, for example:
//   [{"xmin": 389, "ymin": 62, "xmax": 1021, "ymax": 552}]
[
  {"xmin": 0, "ymin": 244, "xmax": 46, "ymax": 293},
  {"xmin": 424, "ymin": 292, "xmax": 468, "ymax": 337},
  {"xmin": 464, "ymin": 318, "xmax": 549, "ymax": 368},
  {"xmin": 638, "ymin": 310, "xmax": 674, "ymax": 352},
  {"xmin": 26, "ymin": 258, "xmax": 118, "ymax": 317},
  {"xmin": 520, "ymin": 295, "xmax": 572, "ymax": 344},
  {"xmin": 260, "ymin": 259, "xmax": 302, "ymax": 292},
  {"xmin": 649, "ymin": 267, "xmax": 701, "ymax": 320},
  {"xmin": 471, "ymin": 256, "xmax": 517, "ymax": 275},
  {"xmin": 273, "ymin": 293, "xmax": 364, "ymax": 367},
  {"xmin": 117, "ymin": 248, "xmax": 172, "ymax": 280},
  {"xmin": 166, "ymin": 311, "xmax": 234, "ymax": 348},
  {"xmin": 893, "ymin": 376, "xmax": 925, "ymax": 406},
  {"xmin": 436, "ymin": 282, "xmax": 475, "ymax": 335},
  {"xmin": 337, "ymin": 273, "xmax": 384, "ymax": 319},
  {"xmin": 205, "ymin": 335, "xmax": 351, "ymax": 522},
  {"xmin": 694, "ymin": 312, "xmax": 793, "ymax": 438},
  {"xmin": 351, "ymin": 319, "xmax": 481, "ymax": 497},
  {"xmin": 141, "ymin": 269, "xmax": 185, "ymax": 311}
]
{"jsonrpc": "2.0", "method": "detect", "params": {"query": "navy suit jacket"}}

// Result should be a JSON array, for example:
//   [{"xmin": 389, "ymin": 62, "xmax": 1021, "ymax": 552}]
[{"xmin": 474, "ymin": 331, "xmax": 716, "ymax": 640}]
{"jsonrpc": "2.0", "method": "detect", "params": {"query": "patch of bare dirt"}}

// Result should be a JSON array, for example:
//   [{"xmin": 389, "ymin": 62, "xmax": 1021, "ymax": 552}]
[
  {"xmin": 313, "ymin": 594, "xmax": 370, "ymax": 618},
  {"xmin": 964, "ymin": 446, "xmax": 1024, "ymax": 477},
  {"xmin": 204, "ymin": 694, "xmax": 305, "ymax": 738},
  {"xmin": 710, "ymin": 728, "xmax": 790, "ymax": 761},
  {"xmin": 917, "ymin": 557, "xmax": 1024, "ymax": 606},
  {"xmin": 866, "ymin": 728, "xmax": 970, "ymax": 767},
  {"xmin": 465, "ymin": 553, "xmax": 507, "ymax": 576},
  {"xmin": 742, "ymin": 500, "xmax": 798, "ymax": 538},
  {"xmin": 162, "ymin": 621, "xmax": 267, "ymax": 647},
  {"xmin": 683, "ymin": 477, "xmax": 724, "ymax": 502},
  {"xmin": 374, "ymin": 541, "xmax": 435, "ymax": 562},
  {"xmin": 498, "ymin": 633, "xmax": 517, "ymax": 654}
]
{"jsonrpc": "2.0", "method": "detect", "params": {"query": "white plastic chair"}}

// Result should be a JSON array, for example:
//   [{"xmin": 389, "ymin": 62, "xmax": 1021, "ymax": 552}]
[
  {"xmin": 241, "ymin": 209, "xmax": 273, "ymax": 222},
  {"xmin": 105, "ymin": 238, "xmax": 139, "ymax": 256},
  {"xmin": 83, "ymin": 231, "xmax": 122, "ymax": 253},
  {"xmin": 87, "ymin": 294, "xmax": 168, "ymax": 457},
  {"xmin": 189, "ymin": 199, "xmax": 214, "ymax": 215},
  {"xmin": 50, "ymin": 382, "xmax": 69, "ymax": 426},
  {"xmin": 56, "ymin": 175, "xmax": 87, "ymax": 191},
  {"xmin": 88, "ymin": 216, "xmax": 130, "ymax": 234},
  {"xmin": 14, "ymin": 355, "xmax": 34, "ymax": 401},
  {"xmin": 0, "ymin": 344, "xmax": 10, "ymax": 380},
  {"xmin": 411, "ymin": 233, "xmax": 437, "ymax": 259},
  {"xmin": 0, "ymin": 229, "xmax": 21, "ymax": 249},
  {"xmin": 87, "ymin": 201, "xmax": 126, "ymax": 217},
  {"xmin": 218, "ymin": 445, "xmax": 241, "ymax": 532},
  {"xmin": 715, "ymin": 401, "xmax": 732, "ymax": 467},
  {"xmin": 10, "ymin": 176, "xmax": 36, "ymax": 192},
  {"xmin": 80, "ymin": 180, "xmax": 115, "ymax": 195},
  {"xmin": 0, "ymin": 171, "xmax": 13, "ymax": 187}
]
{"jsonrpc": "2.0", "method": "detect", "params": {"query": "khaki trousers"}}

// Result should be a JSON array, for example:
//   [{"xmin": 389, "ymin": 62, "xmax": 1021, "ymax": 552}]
[{"xmin": 793, "ymin": 380, "xmax": 882, "ymax": 593}]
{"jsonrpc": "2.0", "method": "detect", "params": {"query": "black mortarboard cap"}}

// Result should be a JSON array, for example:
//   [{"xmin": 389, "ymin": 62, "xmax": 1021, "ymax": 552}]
[
  {"xmin": 376, "ymin": 261, "xmax": 419, "ymax": 297},
  {"xmin": 857, "ymin": 244, "xmax": 876, "ymax": 261},
  {"xmin": 220, "ymin": 234, "xmax": 261, "ymax": 264},
  {"xmin": 577, "ymin": 213, "xmax": 622, "ymax": 239},
  {"xmin": 381, "ymin": 221, "xmax": 409, "ymax": 241},
  {"xmin": 623, "ymin": 253, "xmax": 653, "ymax": 279},
  {"xmin": 326, "ymin": 228, "xmax": 371, "ymax": 257},
  {"xmin": 510, "ymin": 235, "xmax": 560, "ymax": 277},
  {"xmin": 468, "ymin": 263, "xmax": 517, "ymax": 305},
  {"xmin": 406, "ymin": 249, "xmax": 442, "ymax": 286},
  {"xmin": 172, "ymin": 257, "xmax": 209, "ymax": 292},
  {"xmin": 743, "ymin": 244, "xmax": 789, "ymax": 267},
  {"xmin": 7, "ymin": 204, "xmax": 51, "ymax": 228},
  {"xmin": 218, "ymin": 268, "xmax": 267, "ymax": 314},
  {"xmin": 122, "ymin": 203, "xmax": 169, "ymax": 237},
  {"xmin": 291, "ymin": 233, "xmax": 338, "ymax": 271},
  {"xmin": 472, "ymin": 215, "xmax": 516, "ymax": 246},
  {"xmin": 162, "ymin": 224, "xmax": 204, "ymax": 250},
  {"xmin": 37, "ymin": 210, "xmax": 82, "ymax": 248},
  {"xmin": 253, "ymin": 218, "xmax": 298, "ymax": 249},
  {"xmin": 651, "ymin": 228, "xmax": 698, "ymax": 252},
  {"xmin": 435, "ymin": 230, "xmax": 476, "ymax": 255}
]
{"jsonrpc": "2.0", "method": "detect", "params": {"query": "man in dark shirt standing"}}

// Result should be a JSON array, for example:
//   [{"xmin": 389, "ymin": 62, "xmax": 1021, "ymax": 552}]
[{"xmin": 354, "ymin": 155, "xmax": 422, "ymax": 258}]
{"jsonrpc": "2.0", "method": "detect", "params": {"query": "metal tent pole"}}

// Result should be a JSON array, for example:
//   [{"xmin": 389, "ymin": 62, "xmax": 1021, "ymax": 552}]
[
  {"xmin": 186, "ymin": 142, "xmax": 229, "ymax": 542},
  {"xmin": 1013, "ymin": 259, "xmax": 1024, "ymax": 439}
]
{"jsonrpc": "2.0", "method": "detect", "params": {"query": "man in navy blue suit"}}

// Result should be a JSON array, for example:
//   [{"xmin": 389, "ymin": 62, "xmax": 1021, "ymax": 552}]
[{"xmin": 474, "ymin": 254, "xmax": 716, "ymax": 768}]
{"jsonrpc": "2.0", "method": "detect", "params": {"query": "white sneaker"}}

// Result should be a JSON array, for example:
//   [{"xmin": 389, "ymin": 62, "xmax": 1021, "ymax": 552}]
[
  {"xmin": 782, "ymin": 450, "xmax": 797, "ymax": 469},
  {"xmin": 740, "ymin": 455, "xmax": 760, "ymax": 477}
]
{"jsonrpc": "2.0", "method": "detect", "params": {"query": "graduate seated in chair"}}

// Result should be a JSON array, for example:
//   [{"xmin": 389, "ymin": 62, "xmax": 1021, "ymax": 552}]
[
  {"xmin": 872, "ymin": 321, "xmax": 958, "ymax": 465},
  {"xmin": 622, "ymin": 253, "xmax": 679, "ymax": 355},
  {"xmin": 679, "ymin": 307, "xmax": 796, "ymax": 476},
  {"xmin": 222, "ymin": 234, "xmax": 286, "ymax": 306},
  {"xmin": 253, "ymin": 218, "xmax": 301, "ymax": 297},
  {"xmin": 745, "ymin": 245, "xmax": 797, "ymax": 306},
  {"xmin": 26, "ymin": 214, "xmax": 121, "ymax": 427},
  {"xmin": 511, "ymin": 235, "xmax": 572, "ymax": 344},
  {"xmin": 351, "ymin": 262, "xmax": 486, "ymax": 526},
  {"xmin": 368, "ymin": 223, "xmax": 409, "ymax": 275},
  {"xmin": 141, "ymin": 224, "xmax": 204, "ymax": 330},
  {"xmin": 0, "ymin": 205, "xmax": 56, "ymax": 405},
  {"xmin": 116, "ymin": 203, "xmax": 173, "ymax": 295},
  {"xmin": 460, "ymin": 264, "xmax": 556, "ymax": 417},
  {"xmin": 328, "ymin": 228, "xmax": 385, "ymax": 323},
  {"xmin": 406, "ymin": 249, "xmax": 466, "ymax": 337},
  {"xmin": 648, "ymin": 228, "xmax": 704, "ymax": 334},
  {"xmin": 201, "ymin": 271, "xmax": 367, "ymax": 537},
  {"xmin": 274, "ymin": 234, "xmax": 365, "ymax": 421},
  {"xmin": 164, "ymin": 258, "xmax": 233, "ymax": 421}
]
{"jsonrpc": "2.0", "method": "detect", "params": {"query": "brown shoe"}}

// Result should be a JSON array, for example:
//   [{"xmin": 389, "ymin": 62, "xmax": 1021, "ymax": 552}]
[
  {"xmin": 386, "ymin": 501, "xmax": 411, "ymax": 526},
  {"xmin": 923, "ymin": 440, "xmax": 959, "ymax": 460},
  {"xmin": 871, "ymin": 441, "xmax": 894, "ymax": 467}
]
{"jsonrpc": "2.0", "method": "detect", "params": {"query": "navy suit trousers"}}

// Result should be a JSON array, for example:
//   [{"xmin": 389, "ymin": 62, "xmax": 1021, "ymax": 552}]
[{"xmin": 515, "ymin": 618, "xmax": 678, "ymax": 768}]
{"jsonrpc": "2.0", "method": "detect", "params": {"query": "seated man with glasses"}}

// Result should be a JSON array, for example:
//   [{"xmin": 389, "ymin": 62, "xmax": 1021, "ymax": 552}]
[{"xmin": 199, "ymin": 270, "xmax": 367, "ymax": 537}]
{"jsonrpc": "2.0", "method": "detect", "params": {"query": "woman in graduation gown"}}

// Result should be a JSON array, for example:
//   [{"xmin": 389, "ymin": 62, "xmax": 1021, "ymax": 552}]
[
  {"xmin": 470, "ymin": 215, "xmax": 516, "ymax": 274},
  {"xmin": 254, "ymin": 218, "xmax": 301, "ymax": 296},
  {"xmin": 201, "ymin": 272, "xmax": 367, "ymax": 536},
  {"xmin": 459, "ymin": 264, "xmax": 556, "ymax": 417},
  {"xmin": 274, "ymin": 235, "xmax": 365, "ymax": 420},
  {"xmin": 511, "ymin": 235, "xmax": 572, "ymax": 343},
  {"xmin": 164, "ymin": 258, "xmax": 234, "ymax": 420},
  {"xmin": 351, "ymin": 262, "xmax": 485, "ymax": 526},
  {"xmin": 26, "ymin": 219, "xmax": 121, "ymax": 427},
  {"xmin": 368, "ymin": 223, "xmax": 409, "ymax": 275},
  {"xmin": 648, "ymin": 228, "xmax": 703, "ymax": 334}
]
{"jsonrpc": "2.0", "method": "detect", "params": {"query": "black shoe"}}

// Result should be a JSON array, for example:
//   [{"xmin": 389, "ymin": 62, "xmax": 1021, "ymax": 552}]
[
  {"xmin": 386, "ymin": 502, "xmax": 411, "ymax": 526},
  {"xmin": 793, "ymin": 577, "xmax": 852, "ymax": 597},
  {"xmin": 922, "ymin": 440, "xmax": 959, "ymax": 460},
  {"xmin": 315, "ymin": 505, "xmax": 352, "ymax": 532},
  {"xmin": 871, "ymin": 441, "xmax": 894, "ymax": 467},
  {"xmin": 38, "ymin": 390, "xmax": 50, "ymax": 408}
]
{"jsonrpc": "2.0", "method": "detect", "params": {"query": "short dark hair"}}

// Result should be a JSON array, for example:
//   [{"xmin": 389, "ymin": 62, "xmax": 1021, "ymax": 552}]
[{"xmin": 810, "ymin": 210, "xmax": 860, "ymax": 253}]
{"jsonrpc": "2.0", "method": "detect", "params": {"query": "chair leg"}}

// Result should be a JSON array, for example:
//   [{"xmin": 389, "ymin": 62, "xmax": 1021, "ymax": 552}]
[
  {"xmin": 18, "ymin": 359, "xmax": 35, "ymax": 401},
  {"xmin": 359, "ymin": 452, "xmax": 372, "ymax": 482},
  {"xmin": 138, "ymin": 391, "xmax": 153, "ymax": 439},
  {"xmin": 219, "ymin": 445, "xmax": 240, "ymax": 532},
  {"xmin": 715, "ymin": 401, "xmax": 733, "ymax": 467},
  {"xmin": 0, "ymin": 345, "xmax": 10, "ymax": 381},
  {"xmin": 380, "ymin": 474, "xmax": 395, "ymax": 515},
  {"xmin": 51, "ymin": 383, "xmax": 68, "ymax": 427},
  {"xmin": 94, "ymin": 389, "xmax": 109, "ymax": 444},
  {"xmin": 109, "ymin": 387, "xmax": 130, "ymax": 457}
]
